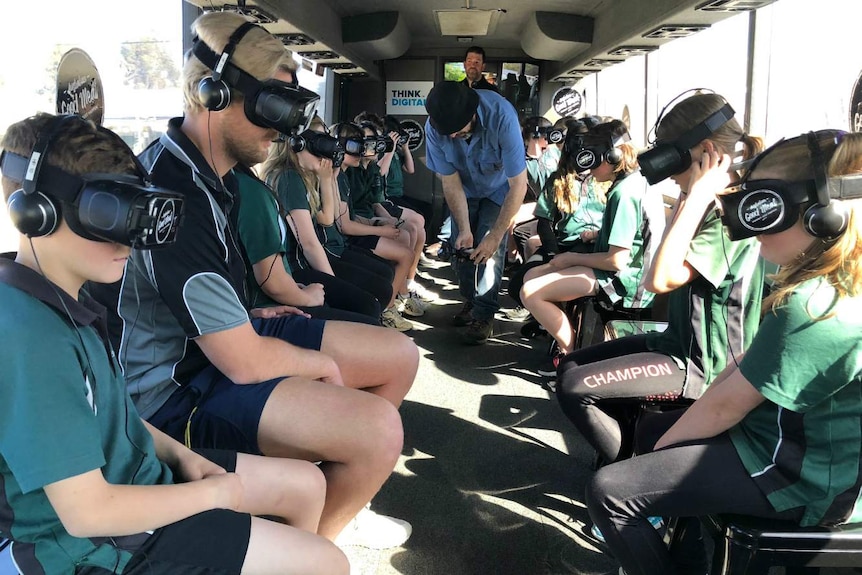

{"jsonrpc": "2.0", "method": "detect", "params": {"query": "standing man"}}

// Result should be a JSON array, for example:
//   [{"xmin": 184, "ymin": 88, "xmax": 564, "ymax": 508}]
[
  {"xmin": 461, "ymin": 46, "xmax": 499, "ymax": 92},
  {"xmin": 425, "ymin": 81, "xmax": 528, "ymax": 344}
]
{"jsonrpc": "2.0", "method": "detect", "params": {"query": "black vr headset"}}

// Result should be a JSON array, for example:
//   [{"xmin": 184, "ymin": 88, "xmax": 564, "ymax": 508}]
[
  {"xmin": 717, "ymin": 130, "xmax": 862, "ymax": 241},
  {"xmin": 383, "ymin": 117, "xmax": 410, "ymax": 147},
  {"xmin": 290, "ymin": 130, "xmax": 345, "ymax": 168},
  {"xmin": 531, "ymin": 126, "xmax": 565, "ymax": 145},
  {"xmin": 193, "ymin": 22, "xmax": 320, "ymax": 136},
  {"xmin": 638, "ymin": 97, "xmax": 736, "ymax": 185},
  {"xmin": 359, "ymin": 122, "xmax": 395, "ymax": 155},
  {"xmin": 0, "ymin": 115, "xmax": 184, "ymax": 248},
  {"xmin": 571, "ymin": 130, "xmax": 630, "ymax": 173}
]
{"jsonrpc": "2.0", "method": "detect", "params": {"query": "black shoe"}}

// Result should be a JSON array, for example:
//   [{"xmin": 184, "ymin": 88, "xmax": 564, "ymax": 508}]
[
  {"xmin": 520, "ymin": 319, "xmax": 545, "ymax": 338},
  {"xmin": 452, "ymin": 301, "xmax": 474, "ymax": 327},
  {"xmin": 462, "ymin": 318, "xmax": 493, "ymax": 344}
]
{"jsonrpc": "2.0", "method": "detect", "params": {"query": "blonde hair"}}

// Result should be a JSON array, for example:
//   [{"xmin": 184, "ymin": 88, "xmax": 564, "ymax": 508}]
[
  {"xmin": 183, "ymin": 12, "xmax": 292, "ymax": 114},
  {"xmin": 763, "ymin": 132, "xmax": 862, "ymax": 315},
  {"xmin": 260, "ymin": 116, "xmax": 328, "ymax": 215},
  {"xmin": 656, "ymin": 93, "xmax": 763, "ymax": 161},
  {"xmin": 1, "ymin": 113, "xmax": 136, "ymax": 201}
]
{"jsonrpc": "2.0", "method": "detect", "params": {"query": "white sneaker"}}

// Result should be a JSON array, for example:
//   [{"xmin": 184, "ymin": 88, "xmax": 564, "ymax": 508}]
[
  {"xmin": 381, "ymin": 306, "xmax": 413, "ymax": 331},
  {"xmin": 399, "ymin": 294, "xmax": 426, "ymax": 317},
  {"xmin": 335, "ymin": 506, "xmax": 412, "ymax": 550},
  {"xmin": 407, "ymin": 280, "xmax": 438, "ymax": 302}
]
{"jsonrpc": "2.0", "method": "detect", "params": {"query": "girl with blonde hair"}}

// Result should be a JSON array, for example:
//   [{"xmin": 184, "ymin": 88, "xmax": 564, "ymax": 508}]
[{"xmin": 587, "ymin": 129, "xmax": 862, "ymax": 575}]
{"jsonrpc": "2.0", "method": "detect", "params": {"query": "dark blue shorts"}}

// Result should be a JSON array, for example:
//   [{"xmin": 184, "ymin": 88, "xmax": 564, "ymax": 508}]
[{"xmin": 149, "ymin": 315, "xmax": 326, "ymax": 455}]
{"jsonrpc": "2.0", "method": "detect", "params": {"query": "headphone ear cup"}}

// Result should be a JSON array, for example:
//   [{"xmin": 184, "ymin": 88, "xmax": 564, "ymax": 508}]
[
  {"xmin": 7, "ymin": 189, "xmax": 60, "ymax": 237},
  {"xmin": 198, "ymin": 77, "xmax": 231, "ymax": 112},
  {"xmin": 605, "ymin": 146, "xmax": 622, "ymax": 165},
  {"xmin": 289, "ymin": 136, "xmax": 306, "ymax": 153},
  {"xmin": 803, "ymin": 201, "xmax": 848, "ymax": 239}
]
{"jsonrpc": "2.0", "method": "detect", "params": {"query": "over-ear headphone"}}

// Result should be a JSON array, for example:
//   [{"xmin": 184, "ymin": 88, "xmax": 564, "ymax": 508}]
[
  {"xmin": 638, "ymin": 89, "xmax": 735, "ymax": 185},
  {"xmin": 1, "ymin": 114, "xmax": 185, "ymax": 247},
  {"xmin": 6, "ymin": 114, "xmax": 77, "ymax": 237},
  {"xmin": 605, "ymin": 138, "xmax": 623, "ymax": 165},
  {"xmin": 289, "ymin": 134, "xmax": 308, "ymax": 153},
  {"xmin": 198, "ymin": 21, "xmax": 259, "ymax": 112},
  {"xmin": 804, "ymin": 131, "xmax": 849, "ymax": 238}
]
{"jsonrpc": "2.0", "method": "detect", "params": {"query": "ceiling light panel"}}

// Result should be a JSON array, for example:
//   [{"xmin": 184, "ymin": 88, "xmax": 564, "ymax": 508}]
[
  {"xmin": 298, "ymin": 51, "xmax": 341, "ymax": 60},
  {"xmin": 643, "ymin": 24, "xmax": 710, "ymax": 39},
  {"xmin": 696, "ymin": 0, "xmax": 777, "ymax": 11},
  {"xmin": 608, "ymin": 45, "xmax": 659, "ymax": 57},
  {"xmin": 274, "ymin": 33, "xmax": 316, "ymax": 46},
  {"xmin": 435, "ymin": 10, "xmax": 497, "ymax": 36}
]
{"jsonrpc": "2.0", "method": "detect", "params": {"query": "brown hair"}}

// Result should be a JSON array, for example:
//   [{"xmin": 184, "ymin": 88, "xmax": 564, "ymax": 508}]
[
  {"xmin": 656, "ymin": 93, "xmax": 763, "ymax": 162},
  {"xmin": 1, "ymin": 113, "xmax": 136, "ymax": 201},
  {"xmin": 260, "ymin": 116, "xmax": 328, "ymax": 215}
]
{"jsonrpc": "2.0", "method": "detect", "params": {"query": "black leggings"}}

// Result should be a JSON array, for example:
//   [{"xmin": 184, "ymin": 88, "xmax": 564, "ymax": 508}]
[
  {"xmin": 326, "ymin": 250, "xmax": 394, "ymax": 307},
  {"xmin": 586, "ymin": 410, "xmax": 803, "ymax": 575},
  {"xmin": 556, "ymin": 334, "xmax": 686, "ymax": 463},
  {"xmin": 293, "ymin": 268, "xmax": 381, "ymax": 320}
]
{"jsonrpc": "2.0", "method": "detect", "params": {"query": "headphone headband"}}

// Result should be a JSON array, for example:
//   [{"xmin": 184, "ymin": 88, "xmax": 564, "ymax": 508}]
[
  {"xmin": 209, "ymin": 21, "xmax": 260, "ymax": 83},
  {"xmin": 22, "ymin": 115, "xmax": 84, "ymax": 195},
  {"xmin": 806, "ymin": 131, "xmax": 831, "ymax": 210}
]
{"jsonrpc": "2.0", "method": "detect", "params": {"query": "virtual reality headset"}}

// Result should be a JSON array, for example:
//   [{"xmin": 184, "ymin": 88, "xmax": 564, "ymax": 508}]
[
  {"xmin": 365, "ymin": 135, "xmax": 392, "ymax": 155},
  {"xmin": 192, "ymin": 39, "xmax": 320, "ymax": 136},
  {"xmin": 1, "ymin": 149, "xmax": 184, "ymax": 248},
  {"xmin": 638, "ymin": 103, "xmax": 735, "ymax": 185},
  {"xmin": 292, "ymin": 130, "xmax": 345, "ymax": 168},
  {"xmin": 716, "ymin": 131, "xmax": 862, "ymax": 240},
  {"xmin": 532, "ymin": 126, "xmax": 565, "ymax": 145},
  {"xmin": 717, "ymin": 175, "xmax": 862, "ymax": 240}
]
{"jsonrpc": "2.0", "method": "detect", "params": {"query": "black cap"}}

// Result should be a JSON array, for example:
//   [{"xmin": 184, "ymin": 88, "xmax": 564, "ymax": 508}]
[{"xmin": 425, "ymin": 81, "xmax": 480, "ymax": 135}]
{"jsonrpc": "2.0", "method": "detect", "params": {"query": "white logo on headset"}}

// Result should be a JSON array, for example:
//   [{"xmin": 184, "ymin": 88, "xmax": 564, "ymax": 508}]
[
  {"xmin": 155, "ymin": 199, "xmax": 177, "ymax": 244},
  {"xmin": 576, "ymin": 150, "xmax": 596, "ymax": 168},
  {"xmin": 738, "ymin": 189, "xmax": 785, "ymax": 232}
]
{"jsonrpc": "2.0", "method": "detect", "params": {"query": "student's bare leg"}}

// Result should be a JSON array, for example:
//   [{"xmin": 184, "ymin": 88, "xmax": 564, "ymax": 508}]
[
  {"xmin": 373, "ymin": 238, "xmax": 414, "ymax": 303},
  {"xmin": 321, "ymin": 320, "xmax": 417, "ymax": 407},
  {"xmin": 242, "ymin": 517, "xmax": 349, "ymax": 575},
  {"xmin": 257, "ymin": 379, "xmax": 404, "ymax": 539},
  {"xmin": 525, "ymin": 234, "xmax": 542, "ymax": 260},
  {"xmin": 234, "ymin": 453, "xmax": 326, "ymax": 533},
  {"xmin": 401, "ymin": 211, "xmax": 426, "ymax": 283},
  {"xmin": 521, "ymin": 265, "xmax": 597, "ymax": 354}
]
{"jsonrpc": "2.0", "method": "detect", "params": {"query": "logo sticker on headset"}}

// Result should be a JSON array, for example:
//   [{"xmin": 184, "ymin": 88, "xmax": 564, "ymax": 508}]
[
  {"xmin": 576, "ymin": 150, "xmax": 596, "ymax": 169},
  {"xmin": 738, "ymin": 189, "xmax": 785, "ymax": 232},
  {"xmin": 155, "ymin": 199, "xmax": 179, "ymax": 245}
]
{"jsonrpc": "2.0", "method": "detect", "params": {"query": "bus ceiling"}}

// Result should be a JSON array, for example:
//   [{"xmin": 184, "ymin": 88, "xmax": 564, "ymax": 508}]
[{"xmin": 185, "ymin": 0, "xmax": 778, "ymax": 81}]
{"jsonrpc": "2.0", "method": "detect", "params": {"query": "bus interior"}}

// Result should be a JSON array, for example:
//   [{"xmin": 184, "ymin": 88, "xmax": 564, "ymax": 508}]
[{"xmin": 1, "ymin": 0, "xmax": 862, "ymax": 574}]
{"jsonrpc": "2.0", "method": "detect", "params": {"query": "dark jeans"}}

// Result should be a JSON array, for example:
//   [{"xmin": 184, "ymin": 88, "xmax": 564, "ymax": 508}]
[
  {"xmin": 450, "ymin": 197, "xmax": 507, "ymax": 321},
  {"xmin": 556, "ymin": 334, "xmax": 686, "ymax": 463},
  {"xmin": 586, "ymin": 410, "xmax": 803, "ymax": 575}
]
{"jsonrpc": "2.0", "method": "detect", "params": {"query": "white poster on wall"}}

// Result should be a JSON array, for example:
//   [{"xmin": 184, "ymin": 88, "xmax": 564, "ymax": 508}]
[{"xmin": 386, "ymin": 81, "xmax": 434, "ymax": 115}]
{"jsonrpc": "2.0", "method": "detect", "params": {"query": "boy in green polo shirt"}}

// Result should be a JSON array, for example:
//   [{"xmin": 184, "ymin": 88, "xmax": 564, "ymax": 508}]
[{"xmin": 0, "ymin": 113, "xmax": 347, "ymax": 575}]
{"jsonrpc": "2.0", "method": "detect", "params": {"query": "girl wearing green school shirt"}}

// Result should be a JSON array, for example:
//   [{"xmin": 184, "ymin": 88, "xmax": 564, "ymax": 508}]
[
  {"xmin": 556, "ymin": 94, "xmax": 765, "ymax": 466},
  {"xmin": 520, "ymin": 119, "xmax": 666, "ymax": 368},
  {"xmin": 587, "ymin": 130, "xmax": 862, "ymax": 575}
]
